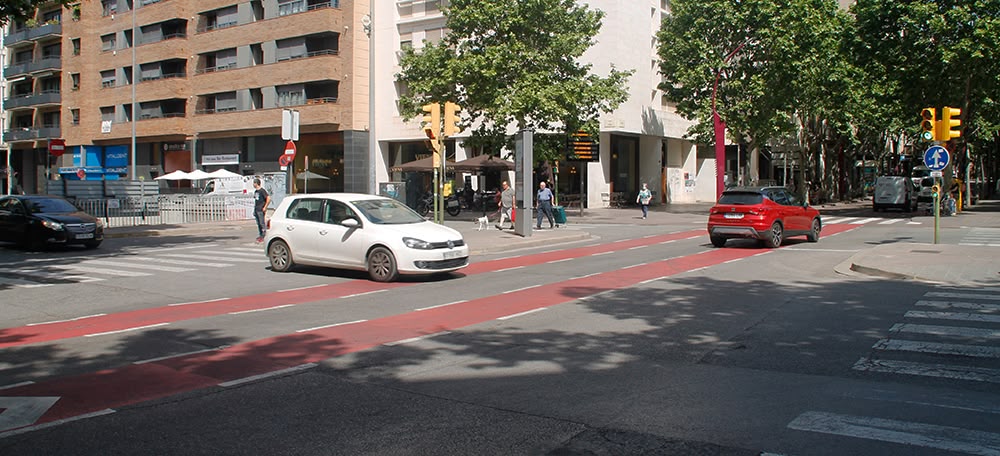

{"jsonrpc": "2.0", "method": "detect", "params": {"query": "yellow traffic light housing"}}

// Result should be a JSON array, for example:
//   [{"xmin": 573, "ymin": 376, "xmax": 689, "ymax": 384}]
[
  {"xmin": 920, "ymin": 108, "xmax": 936, "ymax": 141},
  {"xmin": 422, "ymin": 103, "xmax": 441, "ymax": 140},
  {"xmin": 443, "ymin": 102, "xmax": 462, "ymax": 137},
  {"xmin": 939, "ymin": 106, "xmax": 962, "ymax": 140}
]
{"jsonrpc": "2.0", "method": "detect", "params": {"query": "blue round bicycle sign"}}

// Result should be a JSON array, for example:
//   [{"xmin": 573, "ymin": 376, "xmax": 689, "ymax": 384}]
[{"xmin": 923, "ymin": 146, "xmax": 950, "ymax": 171}]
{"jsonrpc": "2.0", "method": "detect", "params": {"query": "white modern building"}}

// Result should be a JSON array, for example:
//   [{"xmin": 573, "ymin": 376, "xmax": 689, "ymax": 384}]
[{"xmin": 370, "ymin": 0, "xmax": 716, "ymax": 209}]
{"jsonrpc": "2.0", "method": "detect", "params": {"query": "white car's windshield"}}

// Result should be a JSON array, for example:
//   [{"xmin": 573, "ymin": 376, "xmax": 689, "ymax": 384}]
[{"xmin": 353, "ymin": 199, "xmax": 425, "ymax": 225}]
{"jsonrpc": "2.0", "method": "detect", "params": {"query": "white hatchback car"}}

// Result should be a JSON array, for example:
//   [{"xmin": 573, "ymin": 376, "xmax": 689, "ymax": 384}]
[{"xmin": 264, "ymin": 193, "xmax": 469, "ymax": 282}]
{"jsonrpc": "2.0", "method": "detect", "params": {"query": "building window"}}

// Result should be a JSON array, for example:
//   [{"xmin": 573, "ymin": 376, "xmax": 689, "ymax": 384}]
[
  {"xmin": 102, "ymin": 0, "xmax": 118, "ymax": 17},
  {"xmin": 101, "ymin": 33, "xmax": 116, "ymax": 52},
  {"xmin": 70, "ymin": 73, "xmax": 80, "ymax": 90},
  {"xmin": 72, "ymin": 38, "xmax": 81, "ymax": 56},
  {"xmin": 278, "ymin": 0, "xmax": 306, "ymax": 16},
  {"xmin": 100, "ymin": 106, "xmax": 115, "ymax": 122},
  {"xmin": 277, "ymin": 84, "xmax": 305, "ymax": 107},
  {"xmin": 101, "ymin": 70, "xmax": 117, "ymax": 88},
  {"xmin": 71, "ymin": 109, "xmax": 81, "ymax": 125}
]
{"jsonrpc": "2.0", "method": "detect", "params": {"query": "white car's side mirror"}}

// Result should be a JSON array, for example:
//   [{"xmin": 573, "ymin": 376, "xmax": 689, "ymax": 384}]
[{"xmin": 341, "ymin": 218, "xmax": 360, "ymax": 228}]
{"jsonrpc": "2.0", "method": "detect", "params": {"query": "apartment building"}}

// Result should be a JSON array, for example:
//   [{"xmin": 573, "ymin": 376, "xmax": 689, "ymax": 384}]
[
  {"xmin": 2, "ymin": 0, "xmax": 371, "ymax": 194},
  {"xmin": 371, "ymin": 1, "xmax": 711, "ymax": 208}
]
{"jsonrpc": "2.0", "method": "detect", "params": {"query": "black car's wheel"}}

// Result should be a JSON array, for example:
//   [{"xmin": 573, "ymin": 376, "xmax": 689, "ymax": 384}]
[
  {"xmin": 367, "ymin": 246, "xmax": 398, "ymax": 282},
  {"xmin": 806, "ymin": 218, "xmax": 821, "ymax": 242},
  {"xmin": 710, "ymin": 236, "xmax": 727, "ymax": 248},
  {"xmin": 763, "ymin": 221, "xmax": 783, "ymax": 248},
  {"xmin": 268, "ymin": 239, "xmax": 294, "ymax": 272},
  {"xmin": 23, "ymin": 230, "xmax": 45, "ymax": 251},
  {"xmin": 84, "ymin": 241, "xmax": 102, "ymax": 249}
]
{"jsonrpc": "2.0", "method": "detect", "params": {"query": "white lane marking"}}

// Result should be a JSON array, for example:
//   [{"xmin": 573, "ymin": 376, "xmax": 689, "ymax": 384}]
[
  {"xmin": 684, "ymin": 235, "xmax": 702, "ymax": 240},
  {"xmin": 569, "ymin": 272, "xmax": 601, "ymax": 280},
  {"xmin": 142, "ymin": 243, "xmax": 219, "ymax": 253},
  {"xmin": 228, "ymin": 304, "xmax": 294, "ymax": 315},
  {"xmin": 159, "ymin": 253, "xmax": 262, "ymax": 263},
  {"xmin": 905, "ymin": 310, "xmax": 1000, "ymax": 324},
  {"xmin": 200, "ymin": 250, "xmax": 265, "ymax": 258},
  {"xmin": 907, "ymin": 221, "xmax": 922, "ymax": 225},
  {"xmin": 120, "ymin": 257, "xmax": 234, "ymax": 268},
  {"xmin": 927, "ymin": 291, "xmax": 1000, "ymax": 301},
  {"xmin": 659, "ymin": 239, "xmax": 677, "ymax": 245},
  {"xmin": 853, "ymin": 357, "xmax": 1000, "ymax": 383},
  {"xmin": 27, "ymin": 313, "xmax": 106, "ymax": 326},
  {"xmin": 0, "ymin": 275, "xmax": 53, "ymax": 288},
  {"xmin": 278, "ymin": 284, "xmax": 327, "ymax": 293},
  {"xmin": 168, "ymin": 297, "xmax": 229, "ymax": 307},
  {"xmin": 872, "ymin": 338, "xmax": 1000, "ymax": 358},
  {"xmin": 495, "ymin": 266, "xmax": 525, "ymax": 273},
  {"xmin": 133, "ymin": 347, "xmax": 221, "ymax": 364},
  {"xmin": 916, "ymin": 300, "xmax": 1000, "ymax": 312},
  {"xmin": 416, "ymin": 300, "xmax": 467, "ymax": 311},
  {"xmin": 297, "ymin": 319, "xmax": 368, "ymax": 333},
  {"xmin": 0, "ymin": 409, "xmax": 116, "ymax": 440},
  {"xmin": 877, "ymin": 219, "xmax": 903, "ymax": 224},
  {"xmin": 890, "ymin": 323, "xmax": 1000, "ymax": 340},
  {"xmin": 219, "ymin": 363, "xmax": 317, "ymax": 387},
  {"xmin": 722, "ymin": 258, "xmax": 743, "ymax": 264},
  {"xmin": 0, "ymin": 381, "xmax": 35, "ymax": 391},
  {"xmin": 787, "ymin": 411, "xmax": 1000, "ymax": 455},
  {"xmin": 845, "ymin": 388, "xmax": 1000, "ymax": 415},
  {"xmin": 628, "ymin": 245, "xmax": 646, "ymax": 250},
  {"xmin": 384, "ymin": 331, "xmax": 451, "ymax": 346},
  {"xmin": 84, "ymin": 323, "xmax": 169, "ymax": 338},
  {"xmin": 779, "ymin": 248, "xmax": 861, "ymax": 252},
  {"xmin": 638, "ymin": 276, "xmax": 670, "ymax": 285},
  {"xmin": 45, "ymin": 265, "xmax": 151, "ymax": 277},
  {"xmin": 850, "ymin": 217, "xmax": 881, "ymax": 225},
  {"xmin": 547, "ymin": 257, "xmax": 574, "ymax": 264},
  {"xmin": 591, "ymin": 251, "xmax": 612, "ymax": 256},
  {"xmin": 342, "ymin": 289, "xmax": 387, "ymax": 299},
  {"xmin": 498, "ymin": 308, "xmax": 547, "ymax": 320},
  {"xmin": 503, "ymin": 284, "xmax": 541, "ymax": 294},
  {"xmin": 228, "ymin": 247, "xmax": 265, "ymax": 253},
  {"xmin": 80, "ymin": 259, "xmax": 193, "ymax": 273}
]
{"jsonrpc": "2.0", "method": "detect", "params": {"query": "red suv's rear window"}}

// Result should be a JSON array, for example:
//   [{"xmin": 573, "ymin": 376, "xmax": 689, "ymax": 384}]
[{"xmin": 718, "ymin": 192, "xmax": 763, "ymax": 205}]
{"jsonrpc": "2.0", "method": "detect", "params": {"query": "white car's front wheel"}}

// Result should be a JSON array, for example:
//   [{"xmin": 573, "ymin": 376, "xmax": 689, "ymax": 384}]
[
  {"xmin": 268, "ymin": 239, "xmax": 294, "ymax": 272},
  {"xmin": 367, "ymin": 246, "xmax": 398, "ymax": 282}
]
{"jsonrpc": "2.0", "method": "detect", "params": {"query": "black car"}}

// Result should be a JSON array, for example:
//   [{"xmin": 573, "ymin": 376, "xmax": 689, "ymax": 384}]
[{"xmin": 0, "ymin": 195, "xmax": 104, "ymax": 249}]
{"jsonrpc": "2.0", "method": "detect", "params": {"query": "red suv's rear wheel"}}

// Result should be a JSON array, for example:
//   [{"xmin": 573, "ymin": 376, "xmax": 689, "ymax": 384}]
[{"xmin": 763, "ymin": 222, "xmax": 783, "ymax": 248}]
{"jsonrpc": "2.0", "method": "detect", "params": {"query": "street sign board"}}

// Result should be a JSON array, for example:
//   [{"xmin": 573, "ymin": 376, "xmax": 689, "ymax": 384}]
[
  {"xmin": 923, "ymin": 145, "xmax": 949, "ymax": 171},
  {"xmin": 284, "ymin": 140, "xmax": 297, "ymax": 157},
  {"xmin": 278, "ymin": 154, "xmax": 294, "ymax": 167},
  {"xmin": 930, "ymin": 171, "xmax": 943, "ymax": 178}
]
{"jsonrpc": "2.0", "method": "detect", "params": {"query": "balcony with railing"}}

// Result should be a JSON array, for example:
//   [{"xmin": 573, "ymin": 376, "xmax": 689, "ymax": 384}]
[
  {"xmin": 28, "ymin": 56, "xmax": 62, "ymax": 73},
  {"xmin": 3, "ymin": 125, "xmax": 62, "ymax": 142},
  {"xmin": 3, "ymin": 90, "xmax": 61, "ymax": 109},
  {"xmin": 3, "ymin": 21, "xmax": 61, "ymax": 45}
]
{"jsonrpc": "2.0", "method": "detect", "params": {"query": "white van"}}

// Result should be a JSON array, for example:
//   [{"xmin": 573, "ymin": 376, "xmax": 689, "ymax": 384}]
[{"xmin": 873, "ymin": 176, "xmax": 917, "ymax": 212}]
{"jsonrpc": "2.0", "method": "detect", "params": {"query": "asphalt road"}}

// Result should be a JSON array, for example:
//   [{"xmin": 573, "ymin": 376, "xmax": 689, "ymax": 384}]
[{"xmin": 1, "ymin": 215, "xmax": 998, "ymax": 455}]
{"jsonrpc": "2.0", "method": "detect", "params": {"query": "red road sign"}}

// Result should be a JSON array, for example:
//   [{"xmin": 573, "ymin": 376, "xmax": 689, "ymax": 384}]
[
  {"xmin": 284, "ymin": 140, "xmax": 297, "ymax": 157},
  {"xmin": 49, "ymin": 139, "xmax": 66, "ymax": 157},
  {"xmin": 278, "ymin": 154, "xmax": 294, "ymax": 167}
]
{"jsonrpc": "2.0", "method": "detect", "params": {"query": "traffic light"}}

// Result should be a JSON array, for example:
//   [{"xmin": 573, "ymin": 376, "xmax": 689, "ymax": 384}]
[
  {"xmin": 920, "ymin": 108, "xmax": 936, "ymax": 141},
  {"xmin": 421, "ymin": 103, "xmax": 440, "ymax": 140},
  {"xmin": 443, "ymin": 101, "xmax": 462, "ymax": 137},
  {"xmin": 939, "ymin": 106, "xmax": 962, "ymax": 140}
]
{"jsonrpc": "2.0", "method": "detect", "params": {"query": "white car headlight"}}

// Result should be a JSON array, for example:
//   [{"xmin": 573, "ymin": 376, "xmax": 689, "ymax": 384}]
[
  {"xmin": 41, "ymin": 220, "xmax": 65, "ymax": 231},
  {"xmin": 403, "ymin": 237, "xmax": 433, "ymax": 250}
]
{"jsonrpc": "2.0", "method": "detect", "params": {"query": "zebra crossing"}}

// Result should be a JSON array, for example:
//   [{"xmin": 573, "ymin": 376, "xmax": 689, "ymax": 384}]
[
  {"xmin": 785, "ymin": 288, "xmax": 1000, "ymax": 454},
  {"xmin": 822, "ymin": 215, "xmax": 922, "ymax": 225},
  {"xmin": 0, "ymin": 245, "xmax": 267, "ymax": 289},
  {"xmin": 960, "ymin": 227, "xmax": 1000, "ymax": 246}
]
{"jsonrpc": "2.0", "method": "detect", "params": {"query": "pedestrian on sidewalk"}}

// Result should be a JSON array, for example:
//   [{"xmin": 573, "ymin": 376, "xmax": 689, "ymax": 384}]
[
  {"xmin": 253, "ymin": 179, "xmax": 270, "ymax": 243},
  {"xmin": 636, "ymin": 183, "xmax": 652, "ymax": 219},
  {"xmin": 496, "ymin": 180, "xmax": 515, "ymax": 230},
  {"xmin": 536, "ymin": 181, "xmax": 557, "ymax": 229}
]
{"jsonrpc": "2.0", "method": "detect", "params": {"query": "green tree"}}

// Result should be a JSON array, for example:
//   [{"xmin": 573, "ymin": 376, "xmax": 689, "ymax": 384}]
[
  {"xmin": 396, "ymin": 0, "xmax": 632, "ymax": 162},
  {"xmin": 657, "ymin": 0, "xmax": 848, "ymax": 188},
  {"xmin": 0, "ymin": 1, "xmax": 74, "ymax": 26}
]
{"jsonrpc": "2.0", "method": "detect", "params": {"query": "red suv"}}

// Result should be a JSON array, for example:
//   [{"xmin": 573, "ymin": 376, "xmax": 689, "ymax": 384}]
[{"xmin": 707, "ymin": 187, "xmax": 821, "ymax": 248}]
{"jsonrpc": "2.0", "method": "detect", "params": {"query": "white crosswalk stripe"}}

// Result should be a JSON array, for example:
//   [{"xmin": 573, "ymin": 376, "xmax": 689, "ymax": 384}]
[
  {"xmin": 821, "ymin": 216, "xmax": 920, "ymax": 225},
  {"xmin": 960, "ymin": 227, "xmax": 1000, "ymax": 246},
  {"xmin": 2, "ymin": 246, "xmax": 258, "ymax": 287},
  {"xmin": 849, "ymin": 217, "xmax": 881, "ymax": 224}
]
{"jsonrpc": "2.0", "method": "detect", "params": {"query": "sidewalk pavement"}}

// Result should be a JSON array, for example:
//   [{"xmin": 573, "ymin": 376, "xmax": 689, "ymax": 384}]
[{"xmin": 104, "ymin": 200, "xmax": 1000, "ymax": 287}]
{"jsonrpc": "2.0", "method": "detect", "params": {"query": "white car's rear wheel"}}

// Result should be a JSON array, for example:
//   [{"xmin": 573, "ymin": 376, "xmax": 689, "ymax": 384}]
[{"xmin": 268, "ymin": 240, "xmax": 294, "ymax": 272}]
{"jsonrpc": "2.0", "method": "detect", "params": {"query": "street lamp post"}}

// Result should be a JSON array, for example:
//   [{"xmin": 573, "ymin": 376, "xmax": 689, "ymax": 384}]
[{"xmin": 711, "ymin": 41, "xmax": 748, "ymax": 200}]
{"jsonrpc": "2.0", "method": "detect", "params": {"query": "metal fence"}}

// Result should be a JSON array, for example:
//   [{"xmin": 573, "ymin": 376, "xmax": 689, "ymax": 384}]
[{"xmin": 74, "ymin": 195, "xmax": 254, "ymax": 228}]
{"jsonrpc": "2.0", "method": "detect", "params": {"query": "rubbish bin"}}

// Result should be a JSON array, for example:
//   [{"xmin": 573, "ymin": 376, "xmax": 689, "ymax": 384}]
[{"xmin": 552, "ymin": 205, "xmax": 567, "ymax": 224}]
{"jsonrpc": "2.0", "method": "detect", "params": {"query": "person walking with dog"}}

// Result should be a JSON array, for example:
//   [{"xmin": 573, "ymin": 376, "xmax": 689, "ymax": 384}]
[
  {"xmin": 496, "ymin": 180, "xmax": 515, "ymax": 230},
  {"xmin": 536, "ymin": 181, "xmax": 557, "ymax": 229},
  {"xmin": 636, "ymin": 183, "xmax": 652, "ymax": 219}
]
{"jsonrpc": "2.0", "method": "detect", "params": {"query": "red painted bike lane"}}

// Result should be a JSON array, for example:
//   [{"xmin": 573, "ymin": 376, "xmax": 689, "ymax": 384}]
[
  {"xmin": 1, "ymin": 225, "xmax": 859, "ymax": 434},
  {"xmin": 0, "ymin": 230, "xmax": 707, "ymax": 349}
]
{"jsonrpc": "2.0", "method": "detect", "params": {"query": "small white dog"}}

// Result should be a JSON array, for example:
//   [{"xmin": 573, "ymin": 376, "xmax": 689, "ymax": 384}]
[{"xmin": 475, "ymin": 215, "xmax": 490, "ymax": 231}]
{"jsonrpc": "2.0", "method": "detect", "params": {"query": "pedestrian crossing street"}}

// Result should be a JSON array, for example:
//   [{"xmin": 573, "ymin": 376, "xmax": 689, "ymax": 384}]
[
  {"xmin": 960, "ymin": 227, "xmax": 1000, "ymax": 246},
  {"xmin": 0, "ymin": 244, "xmax": 266, "ymax": 289},
  {"xmin": 821, "ymin": 215, "xmax": 922, "ymax": 226},
  {"xmin": 782, "ymin": 288, "xmax": 1000, "ymax": 455}
]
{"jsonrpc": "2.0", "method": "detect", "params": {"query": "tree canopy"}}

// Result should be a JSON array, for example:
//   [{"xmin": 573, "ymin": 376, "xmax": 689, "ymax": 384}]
[
  {"xmin": 0, "ymin": 1, "xmax": 73, "ymax": 26},
  {"xmin": 396, "ymin": 0, "xmax": 632, "ymax": 160}
]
